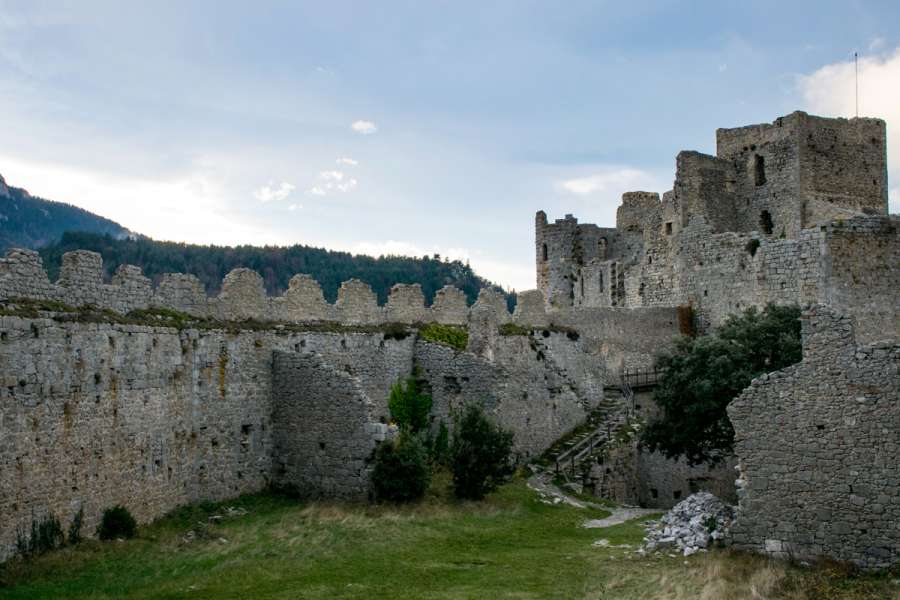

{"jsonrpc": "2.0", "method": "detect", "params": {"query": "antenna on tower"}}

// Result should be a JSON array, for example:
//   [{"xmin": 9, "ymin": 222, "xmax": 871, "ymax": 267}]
[{"xmin": 854, "ymin": 51, "xmax": 859, "ymax": 118}]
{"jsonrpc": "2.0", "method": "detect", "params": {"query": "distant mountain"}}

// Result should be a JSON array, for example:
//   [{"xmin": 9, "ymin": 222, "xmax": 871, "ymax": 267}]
[
  {"xmin": 39, "ymin": 232, "xmax": 513, "ymax": 308},
  {"xmin": 0, "ymin": 173, "xmax": 130, "ymax": 251}
]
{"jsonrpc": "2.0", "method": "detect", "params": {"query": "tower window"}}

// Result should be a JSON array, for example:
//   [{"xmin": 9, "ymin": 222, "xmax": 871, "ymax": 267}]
[
  {"xmin": 760, "ymin": 210, "xmax": 774, "ymax": 235},
  {"xmin": 754, "ymin": 154, "xmax": 766, "ymax": 186},
  {"xmin": 598, "ymin": 237, "xmax": 608, "ymax": 260},
  {"xmin": 542, "ymin": 243, "xmax": 548, "ymax": 261},
  {"xmin": 665, "ymin": 222, "xmax": 673, "ymax": 235}
]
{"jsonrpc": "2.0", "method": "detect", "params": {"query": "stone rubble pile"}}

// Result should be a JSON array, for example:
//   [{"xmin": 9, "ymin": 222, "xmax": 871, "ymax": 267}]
[{"xmin": 641, "ymin": 492, "xmax": 735, "ymax": 557}]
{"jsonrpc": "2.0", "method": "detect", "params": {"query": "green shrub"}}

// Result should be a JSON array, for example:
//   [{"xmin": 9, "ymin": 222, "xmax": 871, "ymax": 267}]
[
  {"xmin": 429, "ymin": 420, "xmax": 450, "ymax": 466},
  {"xmin": 67, "ymin": 508, "xmax": 84, "ymax": 545},
  {"xmin": 450, "ymin": 404, "xmax": 514, "ymax": 500},
  {"xmin": 371, "ymin": 434, "xmax": 431, "ymax": 503},
  {"xmin": 388, "ymin": 375, "xmax": 432, "ymax": 434},
  {"xmin": 419, "ymin": 323, "xmax": 468, "ymax": 350},
  {"xmin": 97, "ymin": 505, "xmax": 137, "ymax": 540}
]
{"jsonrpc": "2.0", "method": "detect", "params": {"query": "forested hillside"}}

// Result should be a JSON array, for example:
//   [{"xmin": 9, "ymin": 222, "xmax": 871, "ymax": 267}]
[
  {"xmin": 39, "ymin": 231, "xmax": 512, "ymax": 307},
  {"xmin": 0, "ymin": 174, "xmax": 130, "ymax": 250}
]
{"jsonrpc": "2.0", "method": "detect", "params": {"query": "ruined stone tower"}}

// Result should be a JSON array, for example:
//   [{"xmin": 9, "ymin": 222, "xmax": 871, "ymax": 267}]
[{"xmin": 536, "ymin": 111, "xmax": 893, "ymax": 335}]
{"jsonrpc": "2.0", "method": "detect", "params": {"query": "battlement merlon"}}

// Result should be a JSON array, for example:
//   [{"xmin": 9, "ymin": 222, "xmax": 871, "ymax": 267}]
[{"xmin": 0, "ymin": 248, "xmax": 555, "ymax": 329}]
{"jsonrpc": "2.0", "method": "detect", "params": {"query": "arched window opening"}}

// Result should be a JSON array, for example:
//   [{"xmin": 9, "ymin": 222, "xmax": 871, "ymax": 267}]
[
  {"xmin": 760, "ymin": 210, "xmax": 774, "ymax": 235},
  {"xmin": 541, "ymin": 243, "xmax": 548, "ymax": 261},
  {"xmin": 754, "ymin": 154, "xmax": 767, "ymax": 186},
  {"xmin": 598, "ymin": 237, "xmax": 608, "ymax": 260}
]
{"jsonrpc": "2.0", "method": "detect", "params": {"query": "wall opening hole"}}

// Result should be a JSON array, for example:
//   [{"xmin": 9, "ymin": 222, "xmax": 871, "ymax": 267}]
[
  {"xmin": 816, "ymin": 424, "xmax": 825, "ymax": 430},
  {"xmin": 673, "ymin": 490, "xmax": 682, "ymax": 500},
  {"xmin": 541, "ymin": 243, "xmax": 548, "ymax": 261},
  {"xmin": 665, "ymin": 222, "xmax": 673, "ymax": 235},
  {"xmin": 754, "ymin": 154, "xmax": 766, "ymax": 186},
  {"xmin": 650, "ymin": 488, "xmax": 659, "ymax": 499},
  {"xmin": 598, "ymin": 238, "xmax": 607, "ymax": 260},
  {"xmin": 760, "ymin": 210, "xmax": 774, "ymax": 235}
]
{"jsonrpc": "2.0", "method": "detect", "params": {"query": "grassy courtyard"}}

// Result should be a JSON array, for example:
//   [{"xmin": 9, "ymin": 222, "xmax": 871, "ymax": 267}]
[{"xmin": 0, "ymin": 476, "xmax": 896, "ymax": 599}]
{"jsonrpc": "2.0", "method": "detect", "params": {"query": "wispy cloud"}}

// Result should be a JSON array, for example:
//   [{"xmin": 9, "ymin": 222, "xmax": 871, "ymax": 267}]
[
  {"xmin": 798, "ymin": 46, "xmax": 900, "ymax": 212},
  {"xmin": 254, "ymin": 181, "xmax": 295, "ymax": 203},
  {"xmin": 351, "ymin": 120, "xmax": 377, "ymax": 135},
  {"xmin": 308, "ymin": 169, "xmax": 358, "ymax": 196},
  {"xmin": 337, "ymin": 157, "xmax": 358, "ymax": 166},
  {"xmin": 558, "ymin": 167, "xmax": 661, "ymax": 197}
]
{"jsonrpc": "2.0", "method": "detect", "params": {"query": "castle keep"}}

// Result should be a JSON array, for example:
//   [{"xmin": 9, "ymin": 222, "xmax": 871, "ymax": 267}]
[{"xmin": 0, "ymin": 111, "xmax": 898, "ymax": 569}]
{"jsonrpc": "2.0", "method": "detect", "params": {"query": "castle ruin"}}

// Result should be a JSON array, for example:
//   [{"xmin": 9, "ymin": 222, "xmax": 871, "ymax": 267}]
[{"xmin": 0, "ymin": 111, "xmax": 898, "ymax": 569}]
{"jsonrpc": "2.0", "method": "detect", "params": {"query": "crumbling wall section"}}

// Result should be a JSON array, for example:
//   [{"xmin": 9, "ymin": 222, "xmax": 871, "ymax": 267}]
[
  {"xmin": 728, "ymin": 306, "xmax": 900, "ymax": 570},
  {"xmin": 271, "ymin": 351, "xmax": 393, "ymax": 499}
]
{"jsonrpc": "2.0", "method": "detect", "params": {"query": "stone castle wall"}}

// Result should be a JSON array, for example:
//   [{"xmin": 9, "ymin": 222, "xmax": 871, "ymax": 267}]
[
  {"xmin": 728, "ymin": 306, "xmax": 900, "ymax": 570},
  {"xmin": 0, "ymin": 315, "xmax": 425, "ymax": 560}
]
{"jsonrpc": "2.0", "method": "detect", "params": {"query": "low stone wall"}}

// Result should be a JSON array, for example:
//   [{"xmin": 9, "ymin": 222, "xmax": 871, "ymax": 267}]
[{"xmin": 728, "ymin": 306, "xmax": 900, "ymax": 570}]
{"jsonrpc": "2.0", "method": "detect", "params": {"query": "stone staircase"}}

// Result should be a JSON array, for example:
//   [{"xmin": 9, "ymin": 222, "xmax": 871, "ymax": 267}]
[{"xmin": 545, "ymin": 386, "xmax": 632, "ymax": 483}]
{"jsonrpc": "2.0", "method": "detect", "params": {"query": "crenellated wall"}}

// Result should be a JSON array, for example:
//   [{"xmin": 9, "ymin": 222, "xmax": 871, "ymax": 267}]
[{"xmin": 0, "ymin": 248, "xmax": 477, "ymax": 326}]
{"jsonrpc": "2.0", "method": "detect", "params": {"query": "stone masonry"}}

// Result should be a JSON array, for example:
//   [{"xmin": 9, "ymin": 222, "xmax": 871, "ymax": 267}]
[{"xmin": 728, "ymin": 306, "xmax": 900, "ymax": 570}]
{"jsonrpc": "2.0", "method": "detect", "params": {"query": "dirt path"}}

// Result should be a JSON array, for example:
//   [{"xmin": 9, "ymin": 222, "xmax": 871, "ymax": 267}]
[{"xmin": 526, "ymin": 468, "xmax": 658, "ymax": 528}]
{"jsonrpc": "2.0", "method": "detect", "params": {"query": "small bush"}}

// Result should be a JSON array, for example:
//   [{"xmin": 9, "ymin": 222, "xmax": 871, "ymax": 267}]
[
  {"xmin": 450, "ymin": 404, "xmax": 514, "ymax": 500},
  {"xmin": 97, "ymin": 505, "xmax": 137, "ymax": 541},
  {"xmin": 371, "ymin": 434, "xmax": 431, "ymax": 503},
  {"xmin": 745, "ymin": 238, "xmax": 761, "ymax": 257},
  {"xmin": 67, "ymin": 508, "xmax": 84, "ymax": 545},
  {"xmin": 419, "ymin": 323, "xmax": 468, "ymax": 350},
  {"xmin": 388, "ymin": 375, "xmax": 433, "ymax": 434}
]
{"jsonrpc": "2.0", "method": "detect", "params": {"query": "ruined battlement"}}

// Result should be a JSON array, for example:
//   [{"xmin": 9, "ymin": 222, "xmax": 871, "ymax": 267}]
[{"xmin": 0, "ymin": 247, "xmax": 530, "ymax": 327}]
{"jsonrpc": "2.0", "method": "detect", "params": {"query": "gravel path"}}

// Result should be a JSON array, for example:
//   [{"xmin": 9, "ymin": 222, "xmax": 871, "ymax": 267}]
[{"xmin": 582, "ymin": 507, "xmax": 658, "ymax": 529}]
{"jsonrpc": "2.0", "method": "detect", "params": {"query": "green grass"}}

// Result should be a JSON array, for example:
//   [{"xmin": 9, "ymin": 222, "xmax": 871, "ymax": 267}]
[{"xmin": 0, "ymin": 478, "xmax": 896, "ymax": 600}]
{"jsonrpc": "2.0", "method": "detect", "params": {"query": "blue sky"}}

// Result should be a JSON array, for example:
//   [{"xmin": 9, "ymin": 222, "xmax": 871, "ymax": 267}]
[{"xmin": 1, "ymin": 1, "xmax": 899, "ymax": 291}]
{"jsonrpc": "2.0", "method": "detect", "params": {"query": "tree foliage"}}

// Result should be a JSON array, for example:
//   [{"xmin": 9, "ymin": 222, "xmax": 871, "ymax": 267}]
[
  {"xmin": 388, "ymin": 376, "xmax": 433, "ymax": 434},
  {"xmin": 641, "ymin": 304, "xmax": 802, "ymax": 465},
  {"xmin": 450, "ymin": 404, "xmax": 514, "ymax": 500}
]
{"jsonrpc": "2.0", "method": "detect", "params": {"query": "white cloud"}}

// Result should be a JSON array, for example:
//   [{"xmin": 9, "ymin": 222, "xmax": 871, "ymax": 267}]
[
  {"xmin": 798, "ymin": 47, "xmax": 900, "ymax": 213},
  {"xmin": 558, "ymin": 167, "xmax": 661, "ymax": 197},
  {"xmin": 253, "ymin": 181, "xmax": 295, "ymax": 203},
  {"xmin": 0, "ymin": 155, "xmax": 291, "ymax": 246},
  {"xmin": 287, "ymin": 203, "xmax": 302, "ymax": 211},
  {"xmin": 337, "ymin": 157, "xmax": 358, "ymax": 166},
  {"xmin": 351, "ymin": 120, "xmax": 377, "ymax": 135},
  {"xmin": 307, "ymin": 169, "xmax": 358, "ymax": 196},
  {"xmin": 349, "ymin": 240, "xmax": 532, "ymax": 291}
]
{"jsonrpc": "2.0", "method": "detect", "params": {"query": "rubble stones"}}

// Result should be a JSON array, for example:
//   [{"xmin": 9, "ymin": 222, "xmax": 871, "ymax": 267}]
[{"xmin": 642, "ymin": 492, "xmax": 735, "ymax": 557}]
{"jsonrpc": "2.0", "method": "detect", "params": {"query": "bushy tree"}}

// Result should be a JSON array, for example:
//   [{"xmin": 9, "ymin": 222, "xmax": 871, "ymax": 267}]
[
  {"xmin": 641, "ymin": 304, "xmax": 802, "ymax": 465},
  {"xmin": 450, "ymin": 404, "xmax": 514, "ymax": 500},
  {"xmin": 371, "ymin": 434, "xmax": 431, "ymax": 503},
  {"xmin": 388, "ymin": 376, "xmax": 432, "ymax": 434}
]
